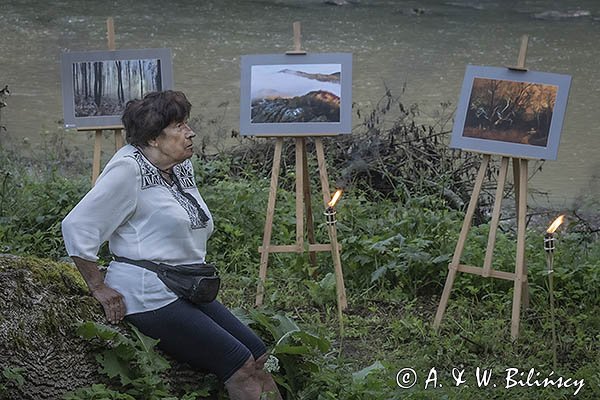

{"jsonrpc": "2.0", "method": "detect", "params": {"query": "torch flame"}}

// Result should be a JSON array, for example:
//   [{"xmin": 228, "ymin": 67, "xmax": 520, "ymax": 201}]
[
  {"xmin": 327, "ymin": 189, "xmax": 343, "ymax": 208},
  {"xmin": 546, "ymin": 215, "xmax": 565, "ymax": 234}
]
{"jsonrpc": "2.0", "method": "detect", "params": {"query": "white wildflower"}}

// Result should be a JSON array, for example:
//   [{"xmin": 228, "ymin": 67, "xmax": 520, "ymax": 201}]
[{"xmin": 263, "ymin": 354, "xmax": 280, "ymax": 373}]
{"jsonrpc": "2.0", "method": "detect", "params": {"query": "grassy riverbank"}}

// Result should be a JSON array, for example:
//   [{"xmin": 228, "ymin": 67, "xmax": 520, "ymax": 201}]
[{"xmin": 1, "ymin": 96, "xmax": 599, "ymax": 398}]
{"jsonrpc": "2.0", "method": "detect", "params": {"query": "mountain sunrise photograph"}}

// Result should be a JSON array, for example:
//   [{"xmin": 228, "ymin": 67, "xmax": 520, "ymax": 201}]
[
  {"xmin": 250, "ymin": 63, "xmax": 341, "ymax": 124},
  {"xmin": 239, "ymin": 53, "xmax": 352, "ymax": 136}
]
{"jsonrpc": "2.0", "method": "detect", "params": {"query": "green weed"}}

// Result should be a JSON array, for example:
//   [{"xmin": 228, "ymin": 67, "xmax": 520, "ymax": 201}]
[
  {"xmin": 65, "ymin": 321, "xmax": 215, "ymax": 400},
  {"xmin": 0, "ymin": 366, "xmax": 25, "ymax": 397}
]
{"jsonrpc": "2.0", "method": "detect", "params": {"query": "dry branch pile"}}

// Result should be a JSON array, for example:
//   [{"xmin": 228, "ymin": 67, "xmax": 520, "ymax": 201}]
[{"xmin": 223, "ymin": 89, "xmax": 502, "ymax": 219}]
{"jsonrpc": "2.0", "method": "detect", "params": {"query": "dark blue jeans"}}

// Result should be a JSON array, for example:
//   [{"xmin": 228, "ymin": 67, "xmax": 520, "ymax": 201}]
[{"xmin": 126, "ymin": 299, "xmax": 266, "ymax": 381}]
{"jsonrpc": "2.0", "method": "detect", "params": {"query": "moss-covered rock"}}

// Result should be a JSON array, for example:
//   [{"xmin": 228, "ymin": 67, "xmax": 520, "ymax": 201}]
[
  {"xmin": 0, "ymin": 254, "xmax": 103, "ymax": 399},
  {"xmin": 0, "ymin": 254, "xmax": 217, "ymax": 399}
]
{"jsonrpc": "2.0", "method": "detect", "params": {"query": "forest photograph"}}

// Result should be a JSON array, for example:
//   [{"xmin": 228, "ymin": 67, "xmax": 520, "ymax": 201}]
[
  {"xmin": 462, "ymin": 77, "xmax": 558, "ymax": 147},
  {"xmin": 249, "ymin": 63, "xmax": 341, "ymax": 124},
  {"xmin": 71, "ymin": 58, "xmax": 163, "ymax": 118}
]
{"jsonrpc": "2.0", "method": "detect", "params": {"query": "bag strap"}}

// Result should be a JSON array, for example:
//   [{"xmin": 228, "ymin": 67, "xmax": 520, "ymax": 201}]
[
  {"xmin": 113, "ymin": 256, "xmax": 213, "ymax": 272},
  {"xmin": 113, "ymin": 256, "xmax": 161, "ymax": 273}
]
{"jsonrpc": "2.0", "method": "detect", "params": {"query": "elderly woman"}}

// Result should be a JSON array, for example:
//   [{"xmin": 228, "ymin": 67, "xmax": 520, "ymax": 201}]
[{"xmin": 62, "ymin": 90, "xmax": 281, "ymax": 400}]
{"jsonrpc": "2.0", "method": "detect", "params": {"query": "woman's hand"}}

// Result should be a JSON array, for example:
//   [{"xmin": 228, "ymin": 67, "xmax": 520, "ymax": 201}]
[
  {"xmin": 91, "ymin": 284, "xmax": 126, "ymax": 324},
  {"xmin": 71, "ymin": 256, "xmax": 127, "ymax": 324}
]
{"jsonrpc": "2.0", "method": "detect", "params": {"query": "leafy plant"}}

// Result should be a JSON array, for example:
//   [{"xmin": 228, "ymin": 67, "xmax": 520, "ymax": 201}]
[
  {"xmin": 63, "ymin": 384, "xmax": 135, "ymax": 400},
  {"xmin": 233, "ymin": 308, "xmax": 331, "ymax": 396},
  {"xmin": 0, "ymin": 167, "xmax": 87, "ymax": 259},
  {"xmin": 67, "ymin": 321, "xmax": 214, "ymax": 400},
  {"xmin": 0, "ymin": 366, "xmax": 25, "ymax": 396},
  {"xmin": 305, "ymin": 272, "xmax": 337, "ymax": 307}
]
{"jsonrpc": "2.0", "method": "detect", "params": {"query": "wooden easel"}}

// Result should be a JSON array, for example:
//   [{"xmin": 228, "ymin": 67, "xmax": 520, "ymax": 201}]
[
  {"xmin": 78, "ymin": 17, "xmax": 125, "ymax": 185},
  {"xmin": 255, "ymin": 23, "xmax": 348, "ymax": 317},
  {"xmin": 433, "ymin": 35, "xmax": 532, "ymax": 340}
]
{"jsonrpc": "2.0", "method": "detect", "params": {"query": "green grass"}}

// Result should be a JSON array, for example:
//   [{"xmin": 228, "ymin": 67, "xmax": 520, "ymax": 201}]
[{"xmin": 1, "ymin": 138, "xmax": 598, "ymax": 399}]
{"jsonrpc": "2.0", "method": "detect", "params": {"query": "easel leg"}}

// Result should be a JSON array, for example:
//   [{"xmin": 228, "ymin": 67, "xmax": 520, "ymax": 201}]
[
  {"xmin": 513, "ymin": 160, "xmax": 530, "ymax": 308},
  {"xmin": 433, "ymin": 266, "xmax": 458, "ymax": 330},
  {"xmin": 114, "ymin": 128, "xmax": 124, "ymax": 151},
  {"xmin": 92, "ymin": 130, "xmax": 103, "ymax": 186},
  {"xmin": 511, "ymin": 159, "xmax": 528, "ymax": 340},
  {"xmin": 482, "ymin": 157, "xmax": 509, "ymax": 276},
  {"xmin": 315, "ymin": 138, "xmax": 331, "ymax": 205},
  {"xmin": 301, "ymin": 139, "xmax": 317, "ymax": 268},
  {"xmin": 256, "ymin": 138, "xmax": 283, "ymax": 307},
  {"xmin": 434, "ymin": 155, "xmax": 490, "ymax": 329},
  {"xmin": 295, "ymin": 138, "xmax": 305, "ymax": 252}
]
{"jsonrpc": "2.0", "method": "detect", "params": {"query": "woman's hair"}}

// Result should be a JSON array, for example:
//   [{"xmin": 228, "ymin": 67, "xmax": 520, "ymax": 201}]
[{"xmin": 122, "ymin": 90, "xmax": 192, "ymax": 146}]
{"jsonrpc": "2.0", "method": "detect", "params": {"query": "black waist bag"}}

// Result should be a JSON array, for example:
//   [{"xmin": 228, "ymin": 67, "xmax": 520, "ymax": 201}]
[{"xmin": 114, "ymin": 256, "xmax": 220, "ymax": 304}]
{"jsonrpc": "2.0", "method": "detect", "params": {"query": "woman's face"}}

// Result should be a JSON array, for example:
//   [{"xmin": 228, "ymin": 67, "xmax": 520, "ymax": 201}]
[{"xmin": 152, "ymin": 120, "xmax": 196, "ymax": 164}]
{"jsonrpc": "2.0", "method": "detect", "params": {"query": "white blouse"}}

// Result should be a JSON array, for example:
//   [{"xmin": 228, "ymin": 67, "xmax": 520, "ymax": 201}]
[{"xmin": 62, "ymin": 144, "xmax": 214, "ymax": 315}]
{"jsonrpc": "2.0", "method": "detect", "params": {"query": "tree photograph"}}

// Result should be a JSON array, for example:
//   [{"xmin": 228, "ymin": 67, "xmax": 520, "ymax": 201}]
[
  {"xmin": 463, "ymin": 77, "xmax": 558, "ymax": 147},
  {"xmin": 71, "ymin": 58, "xmax": 162, "ymax": 117}
]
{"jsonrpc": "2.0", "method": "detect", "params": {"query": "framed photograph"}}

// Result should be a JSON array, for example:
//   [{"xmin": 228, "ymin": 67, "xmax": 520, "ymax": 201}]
[
  {"xmin": 60, "ymin": 48, "xmax": 173, "ymax": 129},
  {"xmin": 451, "ymin": 65, "xmax": 571, "ymax": 160},
  {"xmin": 240, "ymin": 53, "xmax": 352, "ymax": 136}
]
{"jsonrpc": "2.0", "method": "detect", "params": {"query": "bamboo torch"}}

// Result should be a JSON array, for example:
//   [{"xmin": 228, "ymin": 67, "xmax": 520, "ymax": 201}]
[
  {"xmin": 544, "ymin": 214, "xmax": 564, "ymax": 371},
  {"xmin": 324, "ymin": 189, "xmax": 347, "ymax": 335}
]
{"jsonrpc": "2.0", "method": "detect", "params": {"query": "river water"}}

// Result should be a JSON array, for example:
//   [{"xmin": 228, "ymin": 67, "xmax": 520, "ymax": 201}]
[{"xmin": 1, "ymin": 0, "xmax": 599, "ymax": 207}]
